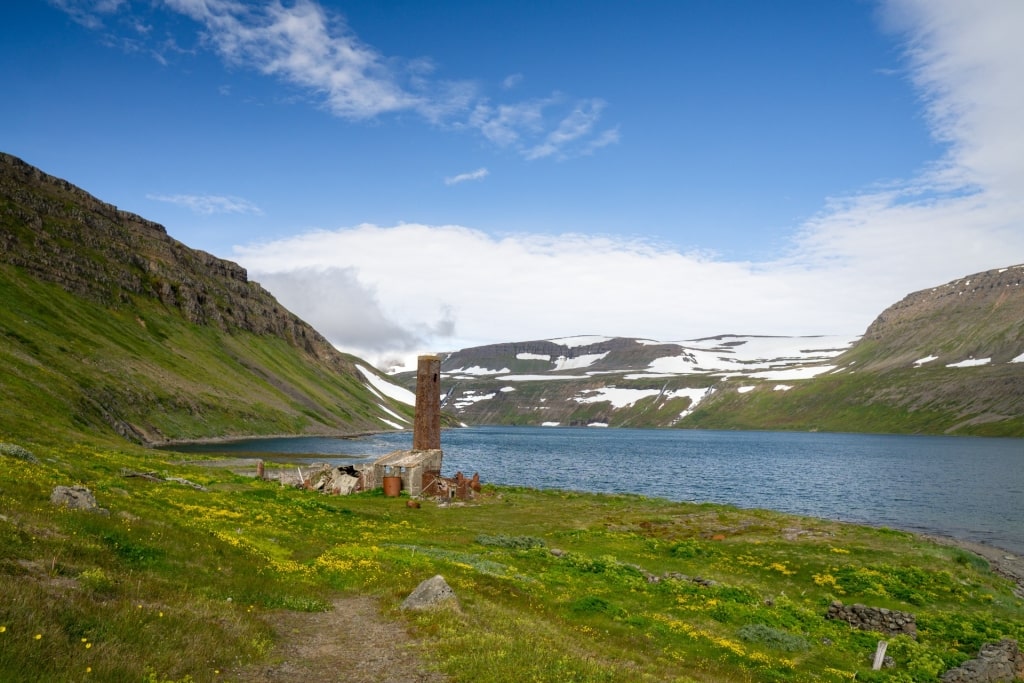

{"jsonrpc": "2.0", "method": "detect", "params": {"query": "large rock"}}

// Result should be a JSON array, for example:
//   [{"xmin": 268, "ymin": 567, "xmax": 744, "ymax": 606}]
[
  {"xmin": 50, "ymin": 485, "xmax": 106, "ymax": 513},
  {"xmin": 941, "ymin": 639, "xmax": 1024, "ymax": 683},
  {"xmin": 400, "ymin": 575, "xmax": 459, "ymax": 612}
]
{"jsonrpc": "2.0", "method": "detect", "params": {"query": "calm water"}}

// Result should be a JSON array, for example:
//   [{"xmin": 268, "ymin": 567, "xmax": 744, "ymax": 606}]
[{"xmin": 169, "ymin": 427, "xmax": 1024, "ymax": 554}]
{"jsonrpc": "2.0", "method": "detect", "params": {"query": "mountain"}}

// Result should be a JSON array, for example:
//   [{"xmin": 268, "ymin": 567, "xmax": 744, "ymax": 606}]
[
  {"xmin": 2, "ymin": 152, "xmax": 1021, "ymax": 442},
  {"xmin": 0, "ymin": 152, "xmax": 414, "ymax": 444},
  {"xmin": 400, "ymin": 267, "xmax": 1024, "ymax": 436}
]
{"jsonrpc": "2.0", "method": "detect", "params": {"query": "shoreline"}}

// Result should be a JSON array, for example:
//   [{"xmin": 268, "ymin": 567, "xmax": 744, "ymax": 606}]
[
  {"xmin": 168, "ymin": 449, "xmax": 1024, "ymax": 597},
  {"xmin": 920, "ymin": 533, "xmax": 1024, "ymax": 597},
  {"xmin": 150, "ymin": 428, "xmax": 403, "ymax": 448}
]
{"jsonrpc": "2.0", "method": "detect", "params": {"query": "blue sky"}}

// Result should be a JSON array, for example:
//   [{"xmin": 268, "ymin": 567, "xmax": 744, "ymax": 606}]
[{"xmin": 3, "ymin": 1, "xmax": 1024, "ymax": 369}]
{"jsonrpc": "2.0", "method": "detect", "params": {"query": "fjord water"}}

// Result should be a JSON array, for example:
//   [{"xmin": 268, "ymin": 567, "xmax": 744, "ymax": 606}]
[{"xmin": 174, "ymin": 427, "xmax": 1024, "ymax": 554}]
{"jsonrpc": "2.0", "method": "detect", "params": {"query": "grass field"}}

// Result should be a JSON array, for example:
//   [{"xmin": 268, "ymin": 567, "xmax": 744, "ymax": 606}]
[{"xmin": 1, "ymin": 438, "xmax": 1022, "ymax": 682}]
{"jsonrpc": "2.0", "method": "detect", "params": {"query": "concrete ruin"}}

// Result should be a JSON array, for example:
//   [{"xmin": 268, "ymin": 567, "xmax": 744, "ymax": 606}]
[
  {"xmin": 363, "ymin": 448, "xmax": 443, "ymax": 497},
  {"xmin": 271, "ymin": 354, "xmax": 481, "ymax": 499}
]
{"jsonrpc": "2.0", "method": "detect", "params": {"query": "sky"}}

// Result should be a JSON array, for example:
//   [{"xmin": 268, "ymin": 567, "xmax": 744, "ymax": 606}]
[{"xmin": 3, "ymin": 1, "xmax": 1024, "ymax": 371}]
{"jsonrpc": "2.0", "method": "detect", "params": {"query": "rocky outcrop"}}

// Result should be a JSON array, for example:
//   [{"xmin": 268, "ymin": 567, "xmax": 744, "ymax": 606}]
[
  {"xmin": 941, "ymin": 639, "xmax": 1024, "ymax": 683},
  {"xmin": 825, "ymin": 601, "xmax": 917, "ymax": 638},
  {"xmin": 0, "ymin": 152, "xmax": 353, "ymax": 374}
]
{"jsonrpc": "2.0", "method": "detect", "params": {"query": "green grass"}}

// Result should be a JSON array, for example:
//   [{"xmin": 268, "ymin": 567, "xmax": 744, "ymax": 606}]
[
  {"xmin": 0, "ymin": 264, "xmax": 408, "ymax": 445},
  {"xmin": 2, "ymin": 439, "xmax": 1022, "ymax": 682}
]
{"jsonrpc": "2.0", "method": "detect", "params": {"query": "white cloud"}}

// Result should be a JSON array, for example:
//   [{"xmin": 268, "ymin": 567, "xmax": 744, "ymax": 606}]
[
  {"xmin": 784, "ymin": 0, "xmax": 1024, "ymax": 296},
  {"xmin": 147, "ymin": 193, "xmax": 263, "ymax": 215},
  {"xmin": 444, "ymin": 168, "xmax": 489, "ymax": 186},
  {"xmin": 468, "ymin": 98, "xmax": 549, "ymax": 147},
  {"xmin": 234, "ymin": 223, "xmax": 874, "ymax": 363},
  {"xmin": 881, "ymin": 0, "xmax": 1024, "ymax": 196},
  {"xmin": 163, "ymin": 0, "xmax": 421, "ymax": 119},
  {"xmin": 234, "ymin": 0, "xmax": 1024, "ymax": 367}
]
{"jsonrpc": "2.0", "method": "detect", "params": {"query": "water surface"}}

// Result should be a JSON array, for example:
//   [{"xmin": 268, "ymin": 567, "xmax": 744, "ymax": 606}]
[{"xmin": 169, "ymin": 427, "xmax": 1024, "ymax": 554}]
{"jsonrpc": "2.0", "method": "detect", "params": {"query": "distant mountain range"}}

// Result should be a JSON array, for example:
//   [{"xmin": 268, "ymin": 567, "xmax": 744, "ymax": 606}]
[
  {"xmin": 393, "ymin": 265, "xmax": 1024, "ymax": 436},
  {"xmin": 1, "ymin": 151, "xmax": 1021, "ymax": 444}
]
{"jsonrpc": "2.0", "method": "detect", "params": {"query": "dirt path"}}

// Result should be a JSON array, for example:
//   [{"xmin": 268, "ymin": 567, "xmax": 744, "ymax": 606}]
[{"xmin": 226, "ymin": 596, "xmax": 448, "ymax": 683}]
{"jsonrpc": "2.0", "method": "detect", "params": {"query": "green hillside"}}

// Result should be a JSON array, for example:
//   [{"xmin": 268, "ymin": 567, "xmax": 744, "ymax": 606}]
[
  {"xmin": 0, "ymin": 152, "xmax": 411, "ymax": 445},
  {"xmin": 688, "ymin": 267, "xmax": 1024, "ymax": 437}
]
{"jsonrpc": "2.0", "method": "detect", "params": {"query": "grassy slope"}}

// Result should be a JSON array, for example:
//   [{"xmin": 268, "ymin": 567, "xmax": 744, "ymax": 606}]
[
  {"xmin": 1, "ymin": 441, "xmax": 1022, "ymax": 682},
  {"xmin": 686, "ymin": 356, "xmax": 1024, "ymax": 438},
  {"xmin": 0, "ymin": 263, "xmax": 407, "ymax": 445}
]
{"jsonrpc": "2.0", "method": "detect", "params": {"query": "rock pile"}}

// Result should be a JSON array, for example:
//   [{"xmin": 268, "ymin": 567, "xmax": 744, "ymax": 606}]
[
  {"xmin": 941, "ymin": 639, "xmax": 1024, "ymax": 683},
  {"xmin": 825, "ymin": 601, "xmax": 917, "ymax": 638}
]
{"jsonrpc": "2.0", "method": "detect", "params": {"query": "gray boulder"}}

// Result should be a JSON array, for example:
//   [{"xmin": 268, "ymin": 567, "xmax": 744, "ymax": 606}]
[
  {"xmin": 400, "ymin": 575, "xmax": 460, "ymax": 612},
  {"xmin": 50, "ymin": 485, "xmax": 106, "ymax": 513}
]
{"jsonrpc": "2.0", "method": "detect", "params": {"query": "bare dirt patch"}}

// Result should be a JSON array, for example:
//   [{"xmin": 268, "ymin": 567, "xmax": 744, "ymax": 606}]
[{"xmin": 227, "ymin": 596, "xmax": 448, "ymax": 682}]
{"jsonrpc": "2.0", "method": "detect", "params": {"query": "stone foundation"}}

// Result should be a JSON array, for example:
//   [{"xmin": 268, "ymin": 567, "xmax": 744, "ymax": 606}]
[{"xmin": 825, "ymin": 601, "xmax": 917, "ymax": 638}]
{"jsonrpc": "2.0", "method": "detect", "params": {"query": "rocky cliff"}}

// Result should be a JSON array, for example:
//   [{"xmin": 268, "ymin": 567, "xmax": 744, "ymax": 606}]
[
  {"xmin": 0, "ymin": 152, "xmax": 348, "ymax": 372},
  {"xmin": 0, "ymin": 153, "xmax": 412, "ymax": 444}
]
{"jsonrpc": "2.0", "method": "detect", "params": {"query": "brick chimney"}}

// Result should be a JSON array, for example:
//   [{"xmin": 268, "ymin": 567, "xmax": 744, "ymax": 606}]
[{"xmin": 413, "ymin": 354, "xmax": 441, "ymax": 450}]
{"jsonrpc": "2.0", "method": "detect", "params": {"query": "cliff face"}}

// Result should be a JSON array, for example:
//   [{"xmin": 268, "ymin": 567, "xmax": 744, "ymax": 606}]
[
  {"xmin": 0, "ymin": 153, "xmax": 411, "ymax": 444},
  {"xmin": 0, "ymin": 152, "xmax": 348, "ymax": 373}
]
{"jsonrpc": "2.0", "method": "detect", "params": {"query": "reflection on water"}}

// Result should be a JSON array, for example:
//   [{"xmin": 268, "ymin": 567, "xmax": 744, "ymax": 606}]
[{"xmin": 165, "ymin": 427, "xmax": 1024, "ymax": 554}]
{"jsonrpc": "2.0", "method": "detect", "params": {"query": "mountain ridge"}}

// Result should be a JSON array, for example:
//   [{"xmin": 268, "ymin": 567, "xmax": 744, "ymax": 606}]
[
  {"xmin": 0, "ymin": 152, "xmax": 415, "ymax": 444},
  {"xmin": 397, "ymin": 266, "xmax": 1024, "ymax": 436}
]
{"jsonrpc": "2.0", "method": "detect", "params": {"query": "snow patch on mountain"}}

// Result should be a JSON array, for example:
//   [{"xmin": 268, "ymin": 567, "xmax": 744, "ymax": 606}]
[
  {"xmin": 553, "ymin": 352, "xmax": 609, "ymax": 371},
  {"xmin": 574, "ymin": 387, "xmax": 661, "ymax": 408},
  {"xmin": 548, "ymin": 335, "xmax": 613, "ymax": 347},
  {"xmin": 357, "ymin": 364, "xmax": 416, "ymax": 406},
  {"xmin": 453, "ymin": 390, "xmax": 497, "ymax": 409},
  {"xmin": 445, "ymin": 366, "xmax": 511, "ymax": 377},
  {"xmin": 947, "ymin": 357, "xmax": 992, "ymax": 368}
]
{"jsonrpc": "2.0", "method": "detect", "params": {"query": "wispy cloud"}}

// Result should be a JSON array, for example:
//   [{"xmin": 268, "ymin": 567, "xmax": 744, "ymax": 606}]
[
  {"xmin": 444, "ymin": 168, "xmax": 489, "ymax": 186},
  {"xmin": 48, "ymin": 0, "xmax": 126, "ymax": 29},
  {"xmin": 523, "ymin": 99, "xmax": 613, "ymax": 161},
  {"xmin": 147, "ymin": 193, "xmax": 263, "ymax": 216},
  {"xmin": 164, "ymin": 0, "xmax": 423, "ymax": 119},
  {"xmin": 502, "ymin": 73, "xmax": 524, "ymax": 89},
  {"xmin": 787, "ymin": 0, "xmax": 1024, "ymax": 291},
  {"xmin": 59, "ymin": 0, "xmax": 618, "ymax": 159}
]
